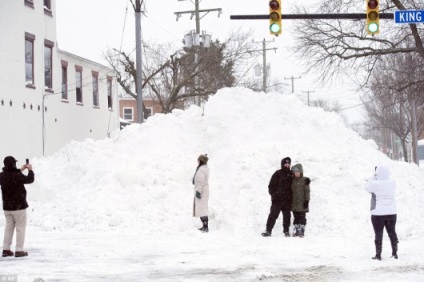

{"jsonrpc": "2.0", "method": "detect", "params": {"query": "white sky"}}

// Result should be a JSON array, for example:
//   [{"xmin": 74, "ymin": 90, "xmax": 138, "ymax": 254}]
[
  {"xmin": 2, "ymin": 88, "xmax": 423, "ymax": 280},
  {"xmin": 55, "ymin": 0, "xmax": 365, "ymax": 123}
]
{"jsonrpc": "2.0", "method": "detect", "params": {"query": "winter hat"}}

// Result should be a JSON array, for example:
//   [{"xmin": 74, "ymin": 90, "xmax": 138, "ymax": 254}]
[
  {"xmin": 281, "ymin": 157, "xmax": 291, "ymax": 166},
  {"xmin": 198, "ymin": 154, "xmax": 209, "ymax": 164},
  {"xmin": 292, "ymin": 164, "xmax": 303, "ymax": 173},
  {"xmin": 3, "ymin": 156, "xmax": 17, "ymax": 168}
]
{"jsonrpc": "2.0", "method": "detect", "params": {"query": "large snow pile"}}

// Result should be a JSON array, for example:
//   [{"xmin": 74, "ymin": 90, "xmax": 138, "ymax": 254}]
[{"xmin": 12, "ymin": 87, "xmax": 424, "ymax": 241}]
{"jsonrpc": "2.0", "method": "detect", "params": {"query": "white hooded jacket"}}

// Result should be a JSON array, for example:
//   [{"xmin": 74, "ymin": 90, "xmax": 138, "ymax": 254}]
[{"xmin": 365, "ymin": 165, "xmax": 397, "ymax": 216}]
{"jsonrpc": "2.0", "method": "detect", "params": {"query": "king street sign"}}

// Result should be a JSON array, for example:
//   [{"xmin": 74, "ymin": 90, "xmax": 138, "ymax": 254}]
[{"xmin": 394, "ymin": 10, "xmax": 424, "ymax": 24}]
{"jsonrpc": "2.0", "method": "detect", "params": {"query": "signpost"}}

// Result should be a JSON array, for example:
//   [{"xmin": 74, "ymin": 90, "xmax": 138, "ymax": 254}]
[{"xmin": 394, "ymin": 10, "xmax": 424, "ymax": 24}]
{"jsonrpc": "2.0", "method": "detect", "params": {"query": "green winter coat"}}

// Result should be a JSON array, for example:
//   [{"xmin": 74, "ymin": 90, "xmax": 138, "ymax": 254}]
[{"xmin": 291, "ymin": 164, "xmax": 310, "ymax": 213}]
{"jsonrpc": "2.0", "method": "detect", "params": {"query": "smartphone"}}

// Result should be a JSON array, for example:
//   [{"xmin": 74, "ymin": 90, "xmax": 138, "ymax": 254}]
[{"xmin": 26, "ymin": 159, "xmax": 29, "ymax": 165}]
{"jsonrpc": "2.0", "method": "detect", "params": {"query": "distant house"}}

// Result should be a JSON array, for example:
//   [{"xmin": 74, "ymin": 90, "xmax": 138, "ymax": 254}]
[
  {"xmin": 119, "ymin": 96, "xmax": 162, "ymax": 124},
  {"xmin": 0, "ymin": 0, "xmax": 120, "ymax": 161}
]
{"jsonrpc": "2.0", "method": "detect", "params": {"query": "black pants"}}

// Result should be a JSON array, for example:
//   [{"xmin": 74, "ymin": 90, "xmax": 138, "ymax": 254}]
[
  {"xmin": 266, "ymin": 201, "xmax": 291, "ymax": 232},
  {"xmin": 293, "ymin": 212, "xmax": 307, "ymax": 225},
  {"xmin": 371, "ymin": 214, "xmax": 398, "ymax": 242}
]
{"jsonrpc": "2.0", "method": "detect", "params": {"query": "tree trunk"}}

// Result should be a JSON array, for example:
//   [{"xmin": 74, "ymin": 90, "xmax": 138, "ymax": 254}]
[{"xmin": 401, "ymin": 140, "xmax": 409, "ymax": 163}]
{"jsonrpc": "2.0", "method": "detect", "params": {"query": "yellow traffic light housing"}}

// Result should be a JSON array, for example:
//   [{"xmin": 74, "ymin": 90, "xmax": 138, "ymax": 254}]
[
  {"xmin": 269, "ymin": 0, "xmax": 282, "ymax": 36},
  {"xmin": 366, "ymin": 0, "xmax": 380, "ymax": 35}
]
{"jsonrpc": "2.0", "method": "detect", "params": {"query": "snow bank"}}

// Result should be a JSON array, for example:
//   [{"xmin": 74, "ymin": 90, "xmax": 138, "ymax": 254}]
[{"xmin": 11, "ymin": 87, "xmax": 423, "ymax": 241}]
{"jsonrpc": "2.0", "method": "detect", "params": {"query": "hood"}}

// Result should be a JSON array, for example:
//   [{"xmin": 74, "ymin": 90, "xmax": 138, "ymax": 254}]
[
  {"xmin": 375, "ymin": 165, "xmax": 390, "ymax": 181},
  {"xmin": 292, "ymin": 163, "xmax": 303, "ymax": 177}
]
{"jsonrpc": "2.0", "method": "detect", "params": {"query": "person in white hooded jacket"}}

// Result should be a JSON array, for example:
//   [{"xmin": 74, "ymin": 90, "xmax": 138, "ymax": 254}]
[{"xmin": 365, "ymin": 165, "xmax": 398, "ymax": 260}]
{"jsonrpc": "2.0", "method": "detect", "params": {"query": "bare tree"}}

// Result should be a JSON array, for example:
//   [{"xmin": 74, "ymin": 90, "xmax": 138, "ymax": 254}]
[
  {"xmin": 362, "ymin": 52, "xmax": 424, "ymax": 161},
  {"xmin": 105, "ymin": 30, "xmax": 256, "ymax": 113},
  {"xmin": 292, "ymin": 0, "xmax": 424, "ymax": 84}
]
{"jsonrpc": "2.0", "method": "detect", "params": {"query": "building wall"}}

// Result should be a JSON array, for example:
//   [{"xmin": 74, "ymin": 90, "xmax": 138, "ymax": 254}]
[{"xmin": 0, "ymin": 0, "xmax": 119, "ymax": 162}]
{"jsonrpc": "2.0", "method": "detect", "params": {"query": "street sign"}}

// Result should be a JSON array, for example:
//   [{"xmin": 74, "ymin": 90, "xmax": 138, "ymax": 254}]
[{"xmin": 394, "ymin": 10, "xmax": 424, "ymax": 24}]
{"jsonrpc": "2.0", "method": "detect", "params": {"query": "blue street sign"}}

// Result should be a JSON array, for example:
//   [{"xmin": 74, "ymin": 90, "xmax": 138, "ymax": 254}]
[{"xmin": 394, "ymin": 10, "xmax": 424, "ymax": 24}]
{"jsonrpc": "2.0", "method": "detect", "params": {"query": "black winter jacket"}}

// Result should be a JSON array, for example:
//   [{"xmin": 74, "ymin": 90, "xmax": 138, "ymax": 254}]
[
  {"xmin": 0, "ymin": 167, "xmax": 34, "ymax": 211},
  {"xmin": 268, "ymin": 167, "xmax": 293, "ymax": 208}
]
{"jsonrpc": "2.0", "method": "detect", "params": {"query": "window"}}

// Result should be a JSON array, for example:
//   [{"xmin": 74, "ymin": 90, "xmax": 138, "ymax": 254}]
[
  {"xmin": 44, "ymin": 40, "xmax": 54, "ymax": 91},
  {"xmin": 61, "ymin": 61, "xmax": 68, "ymax": 100},
  {"xmin": 123, "ymin": 108, "xmax": 133, "ymax": 121},
  {"xmin": 25, "ymin": 0, "xmax": 34, "ymax": 8},
  {"xmin": 44, "ymin": 0, "xmax": 52, "ymax": 16},
  {"xmin": 145, "ymin": 107, "xmax": 153, "ymax": 119},
  {"xmin": 44, "ymin": 0, "xmax": 51, "ymax": 9},
  {"xmin": 25, "ymin": 33, "xmax": 35, "ymax": 86},
  {"xmin": 75, "ymin": 66, "xmax": 83, "ymax": 104},
  {"xmin": 92, "ymin": 71, "xmax": 99, "ymax": 107},
  {"xmin": 107, "ymin": 76, "xmax": 113, "ymax": 109}
]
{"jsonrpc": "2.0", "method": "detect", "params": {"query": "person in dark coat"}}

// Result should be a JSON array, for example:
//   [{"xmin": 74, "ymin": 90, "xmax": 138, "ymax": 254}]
[
  {"xmin": 291, "ymin": 163, "xmax": 310, "ymax": 237},
  {"xmin": 262, "ymin": 157, "xmax": 293, "ymax": 237},
  {"xmin": 0, "ymin": 156, "xmax": 34, "ymax": 258}
]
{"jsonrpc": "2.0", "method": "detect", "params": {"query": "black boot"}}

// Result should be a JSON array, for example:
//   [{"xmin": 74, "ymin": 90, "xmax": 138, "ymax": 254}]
[
  {"xmin": 261, "ymin": 229, "xmax": 272, "ymax": 237},
  {"xmin": 372, "ymin": 240, "xmax": 382, "ymax": 260},
  {"xmin": 199, "ymin": 216, "xmax": 209, "ymax": 233},
  {"xmin": 391, "ymin": 240, "xmax": 398, "ymax": 259},
  {"xmin": 299, "ymin": 225, "xmax": 305, "ymax": 238}
]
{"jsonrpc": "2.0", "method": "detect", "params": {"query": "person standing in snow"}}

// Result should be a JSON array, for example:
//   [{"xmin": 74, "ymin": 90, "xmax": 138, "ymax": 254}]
[
  {"xmin": 290, "ymin": 163, "xmax": 310, "ymax": 237},
  {"xmin": 262, "ymin": 157, "xmax": 293, "ymax": 237},
  {"xmin": 0, "ymin": 156, "xmax": 34, "ymax": 258},
  {"xmin": 193, "ymin": 154, "xmax": 210, "ymax": 232},
  {"xmin": 365, "ymin": 165, "xmax": 398, "ymax": 260}
]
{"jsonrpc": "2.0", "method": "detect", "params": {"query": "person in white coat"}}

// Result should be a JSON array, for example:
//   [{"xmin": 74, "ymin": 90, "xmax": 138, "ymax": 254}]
[
  {"xmin": 365, "ymin": 165, "xmax": 398, "ymax": 260},
  {"xmin": 193, "ymin": 154, "xmax": 210, "ymax": 232}
]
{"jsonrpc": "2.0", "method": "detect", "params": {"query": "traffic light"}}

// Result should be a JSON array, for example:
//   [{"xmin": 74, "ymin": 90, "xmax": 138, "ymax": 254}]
[
  {"xmin": 366, "ymin": 0, "xmax": 379, "ymax": 35},
  {"xmin": 269, "ymin": 0, "xmax": 282, "ymax": 36}
]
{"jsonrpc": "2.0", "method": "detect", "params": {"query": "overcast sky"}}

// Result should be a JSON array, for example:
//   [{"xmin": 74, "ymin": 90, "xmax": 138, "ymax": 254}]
[{"xmin": 56, "ymin": 0, "xmax": 364, "ymax": 123}]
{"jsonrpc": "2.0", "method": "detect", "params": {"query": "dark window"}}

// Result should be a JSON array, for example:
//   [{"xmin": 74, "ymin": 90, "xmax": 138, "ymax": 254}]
[
  {"xmin": 92, "ymin": 72, "xmax": 99, "ymax": 107},
  {"xmin": 44, "ymin": 0, "xmax": 51, "ymax": 9},
  {"xmin": 44, "ymin": 45, "xmax": 53, "ymax": 90},
  {"xmin": 25, "ymin": 0, "xmax": 34, "ymax": 8},
  {"xmin": 145, "ymin": 107, "xmax": 153, "ymax": 119},
  {"xmin": 107, "ymin": 76, "xmax": 113, "ymax": 109},
  {"xmin": 61, "ymin": 61, "xmax": 68, "ymax": 100},
  {"xmin": 76, "ymin": 66, "xmax": 83, "ymax": 103},
  {"xmin": 25, "ymin": 33, "xmax": 35, "ymax": 86},
  {"xmin": 123, "ymin": 108, "xmax": 133, "ymax": 121}
]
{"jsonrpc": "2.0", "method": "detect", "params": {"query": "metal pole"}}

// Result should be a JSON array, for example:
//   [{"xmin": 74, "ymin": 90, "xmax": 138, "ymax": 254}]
[
  {"xmin": 411, "ymin": 96, "xmax": 419, "ymax": 165},
  {"xmin": 135, "ymin": 0, "xmax": 144, "ymax": 123},
  {"xmin": 262, "ymin": 39, "xmax": 267, "ymax": 93}
]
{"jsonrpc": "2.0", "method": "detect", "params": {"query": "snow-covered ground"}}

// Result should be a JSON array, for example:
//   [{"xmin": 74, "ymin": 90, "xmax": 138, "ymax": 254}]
[{"xmin": 1, "ymin": 88, "xmax": 423, "ymax": 281}]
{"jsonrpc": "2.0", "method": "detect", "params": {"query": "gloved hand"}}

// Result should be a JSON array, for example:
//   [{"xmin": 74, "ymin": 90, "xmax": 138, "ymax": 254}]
[
  {"xmin": 304, "ymin": 177, "xmax": 311, "ymax": 185},
  {"xmin": 303, "ymin": 201, "xmax": 309, "ymax": 209},
  {"xmin": 196, "ymin": 191, "xmax": 201, "ymax": 199}
]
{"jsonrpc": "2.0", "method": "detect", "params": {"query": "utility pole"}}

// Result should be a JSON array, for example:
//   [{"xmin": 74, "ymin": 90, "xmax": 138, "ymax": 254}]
[
  {"xmin": 175, "ymin": 0, "xmax": 222, "ymax": 106},
  {"xmin": 302, "ymin": 90, "xmax": 314, "ymax": 106},
  {"xmin": 251, "ymin": 39, "xmax": 277, "ymax": 93},
  {"xmin": 133, "ymin": 0, "xmax": 144, "ymax": 123},
  {"xmin": 284, "ymin": 75, "xmax": 301, "ymax": 93}
]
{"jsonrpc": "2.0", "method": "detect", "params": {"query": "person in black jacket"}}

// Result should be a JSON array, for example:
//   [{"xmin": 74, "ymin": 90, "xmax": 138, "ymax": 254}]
[
  {"xmin": 262, "ymin": 157, "xmax": 293, "ymax": 237},
  {"xmin": 0, "ymin": 156, "xmax": 34, "ymax": 258}
]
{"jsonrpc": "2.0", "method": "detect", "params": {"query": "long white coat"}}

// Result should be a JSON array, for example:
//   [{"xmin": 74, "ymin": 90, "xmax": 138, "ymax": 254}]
[
  {"xmin": 365, "ymin": 165, "xmax": 397, "ymax": 216},
  {"xmin": 193, "ymin": 165, "xmax": 209, "ymax": 217}
]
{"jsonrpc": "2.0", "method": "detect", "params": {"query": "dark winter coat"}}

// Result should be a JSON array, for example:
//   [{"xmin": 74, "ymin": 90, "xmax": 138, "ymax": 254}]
[
  {"xmin": 268, "ymin": 166, "xmax": 293, "ymax": 209},
  {"xmin": 0, "ymin": 167, "xmax": 34, "ymax": 211},
  {"xmin": 291, "ymin": 164, "xmax": 310, "ymax": 213}
]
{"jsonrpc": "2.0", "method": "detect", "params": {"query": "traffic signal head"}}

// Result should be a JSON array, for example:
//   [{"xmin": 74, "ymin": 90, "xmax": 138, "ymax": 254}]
[
  {"xmin": 269, "ymin": 0, "xmax": 282, "ymax": 36},
  {"xmin": 366, "ymin": 0, "xmax": 379, "ymax": 35}
]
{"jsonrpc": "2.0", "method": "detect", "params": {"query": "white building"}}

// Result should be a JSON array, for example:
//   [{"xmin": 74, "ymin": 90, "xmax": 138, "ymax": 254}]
[{"xmin": 0, "ymin": 0, "xmax": 120, "ymax": 162}]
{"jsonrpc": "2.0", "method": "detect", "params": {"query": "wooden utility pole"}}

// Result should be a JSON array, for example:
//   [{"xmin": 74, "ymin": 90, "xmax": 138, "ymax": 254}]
[
  {"xmin": 302, "ymin": 90, "xmax": 315, "ymax": 106},
  {"xmin": 284, "ymin": 75, "xmax": 301, "ymax": 93},
  {"xmin": 175, "ymin": 0, "xmax": 222, "ymax": 105}
]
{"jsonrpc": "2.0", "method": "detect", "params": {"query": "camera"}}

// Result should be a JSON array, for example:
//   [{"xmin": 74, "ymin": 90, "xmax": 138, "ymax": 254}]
[{"xmin": 26, "ymin": 158, "xmax": 29, "ymax": 165}]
